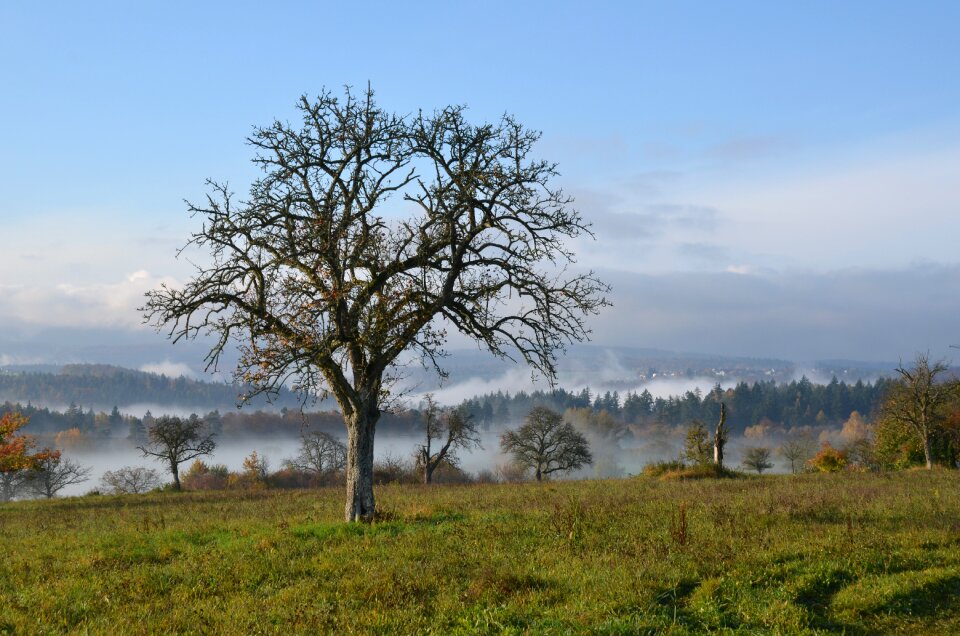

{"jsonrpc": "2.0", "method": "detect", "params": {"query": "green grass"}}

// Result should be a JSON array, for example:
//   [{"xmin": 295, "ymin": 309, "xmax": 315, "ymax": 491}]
[{"xmin": 1, "ymin": 472, "xmax": 959, "ymax": 634}]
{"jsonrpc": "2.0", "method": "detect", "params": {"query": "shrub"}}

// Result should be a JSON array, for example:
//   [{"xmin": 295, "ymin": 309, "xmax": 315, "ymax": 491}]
[
  {"xmin": 266, "ymin": 467, "xmax": 317, "ymax": 489},
  {"xmin": 741, "ymin": 447, "xmax": 774, "ymax": 474},
  {"xmin": 100, "ymin": 466, "xmax": 164, "ymax": 494},
  {"xmin": 661, "ymin": 464, "xmax": 740, "ymax": 481},
  {"xmin": 808, "ymin": 443, "xmax": 848, "ymax": 473},
  {"xmin": 494, "ymin": 462, "xmax": 530, "ymax": 483},
  {"xmin": 642, "ymin": 460, "xmax": 686, "ymax": 478},
  {"xmin": 373, "ymin": 454, "xmax": 419, "ymax": 485},
  {"xmin": 181, "ymin": 460, "xmax": 230, "ymax": 490}
]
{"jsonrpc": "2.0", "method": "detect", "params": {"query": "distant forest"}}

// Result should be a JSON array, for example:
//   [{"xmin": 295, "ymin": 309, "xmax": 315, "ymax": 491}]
[
  {"xmin": 454, "ymin": 376, "xmax": 893, "ymax": 434},
  {"xmin": 0, "ymin": 364, "xmax": 305, "ymax": 410},
  {"xmin": 7, "ymin": 402, "xmax": 420, "ymax": 441},
  {"xmin": 4, "ymin": 372, "xmax": 893, "ymax": 441}
]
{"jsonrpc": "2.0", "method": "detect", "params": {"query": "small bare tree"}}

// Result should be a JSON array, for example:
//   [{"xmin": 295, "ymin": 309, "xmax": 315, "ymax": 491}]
[
  {"xmin": 501, "ymin": 406, "xmax": 592, "ymax": 481},
  {"xmin": 29, "ymin": 455, "xmax": 91, "ymax": 498},
  {"xmin": 881, "ymin": 353, "xmax": 958, "ymax": 469},
  {"xmin": 143, "ymin": 87, "xmax": 609, "ymax": 520},
  {"xmin": 138, "ymin": 416, "xmax": 216, "ymax": 490},
  {"xmin": 779, "ymin": 433, "xmax": 815, "ymax": 474},
  {"xmin": 286, "ymin": 431, "xmax": 347, "ymax": 477},
  {"xmin": 101, "ymin": 466, "xmax": 163, "ymax": 494},
  {"xmin": 417, "ymin": 394, "xmax": 481, "ymax": 484},
  {"xmin": 0, "ymin": 469, "xmax": 31, "ymax": 502}
]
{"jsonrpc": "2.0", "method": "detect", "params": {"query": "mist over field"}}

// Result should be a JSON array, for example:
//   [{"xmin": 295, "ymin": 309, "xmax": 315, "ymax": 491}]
[{"xmin": 2, "ymin": 342, "xmax": 902, "ymax": 499}]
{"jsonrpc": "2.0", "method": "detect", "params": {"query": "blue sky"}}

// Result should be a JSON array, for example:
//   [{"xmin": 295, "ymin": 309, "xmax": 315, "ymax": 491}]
[{"xmin": 1, "ymin": 1, "xmax": 958, "ymax": 367}]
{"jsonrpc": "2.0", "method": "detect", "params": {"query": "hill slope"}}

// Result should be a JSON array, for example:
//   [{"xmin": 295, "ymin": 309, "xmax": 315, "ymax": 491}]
[{"xmin": 0, "ymin": 364, "xmax": 306, "ymax": 411}]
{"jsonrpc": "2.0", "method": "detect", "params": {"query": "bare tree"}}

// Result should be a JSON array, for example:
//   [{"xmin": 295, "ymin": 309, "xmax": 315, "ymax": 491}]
[
  {"xmin": 741, "ymin": 446, "xmax": 773, "ymax": 474},
  {"xmin": 28, "ymin": 455, "xmax": 92, "ymax": 498},
  {"xmin": 286, "ymin": 431, "xmax": 347, "ymax": 476},
  {"xmin": 713, "ymin": 402, "xmax": 728, "ymax": 468},
  {"xmin": 101, "ymin": 466, "xmax": 163, "ymax": 494},
  {"xmin": 143, "ymin": 87, "xmax": 609, "ymax": 521},
  {"xmin": 138, "ymin": 416, "xmax": 216, "ymax": 490},
  {"xmin": 0, "ymin": 470, "xmax": 31, "ymax": 502},
  {"xmin": 778, "ymin": 434, "xmax": 815, "ymax": 474},
  {"xmin": 417, "ymin": 394, "xmax": 481, "ymax": 484},
  {"xmin": 881, "ymin": 353, "xmax": 957, "ymax": 470},
  {"xmin": 501, "ymin": 407, "xmax": 592, "ymax": 481}
]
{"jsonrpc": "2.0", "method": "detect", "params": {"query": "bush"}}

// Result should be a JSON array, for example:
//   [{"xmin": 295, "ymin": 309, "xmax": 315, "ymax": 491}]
[
  {"xmin": 741, "ymin": 447, "xmax": 774, "ymax": 474},
  {"xmin": 494, "ymin": 462, "xmax": 530, "ymax": 483},
  {"xmin": 373, "ymin": 454, "xmax": 419, "ymax": 485},
  {"xmin": 808, "ymin": 443, "xmax": 848, "ymax": 473},
  {"xmin": 181, "ymin": 460, "xmax": 230, "ymax": 491},
  {"xmin": 414, "ymin": 457, "xmax": 474, "ymax": 484},
  {"xmin": 100, "ymin": 466, "xmax": 163, "ymax": 494},
  {"xmin": 641, "ymin": 460, "xmax": 686, "ymax": 478},
  {"xmin": 267, "ymin": 467, "xmax": 316, "ymax": 489}
]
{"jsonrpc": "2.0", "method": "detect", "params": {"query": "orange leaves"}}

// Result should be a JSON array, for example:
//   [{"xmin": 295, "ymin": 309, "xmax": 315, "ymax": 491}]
[
  {"xmin": 808, "ymin": 442, "xmax": 848, "ymax": 473},
  {"xmin": 0, "ymin": 412, "xmax": 60, "ymax": 472}
]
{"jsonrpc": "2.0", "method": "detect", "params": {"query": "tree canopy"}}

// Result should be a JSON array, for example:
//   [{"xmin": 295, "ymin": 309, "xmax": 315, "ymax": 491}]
[
  {"xmin": 879, "ymin": 354, "xmax": 959, "ymax": 469},
  {"xmin": 144, "ymin": 87, "xmax": 608, "ymax": 520},
  {"xmin": 501, "ymin": 406, "xmax": 592, "ymax": 480},
  {"xmin": 0, "ymin": 412, "xmax": 57, "ymax": 473},
  {"xmin": 138, "ymin": 415, "xmax": 216, "ymax": 490}
]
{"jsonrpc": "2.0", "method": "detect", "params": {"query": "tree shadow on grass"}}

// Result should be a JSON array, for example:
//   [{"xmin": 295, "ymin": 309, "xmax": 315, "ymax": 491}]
[
  {"xmin": 793, "ymin": 570, "xmax": 868, "ymax": 634},
  {"xmin": 873, "ymin": 574, "xmax": 960, "ymax": 617}
]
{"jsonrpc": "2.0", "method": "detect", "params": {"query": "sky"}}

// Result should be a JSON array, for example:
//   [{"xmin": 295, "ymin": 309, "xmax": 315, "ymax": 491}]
[{"xmin": 1, "ymin": 1, "xmax": 958, "ymax": 371}]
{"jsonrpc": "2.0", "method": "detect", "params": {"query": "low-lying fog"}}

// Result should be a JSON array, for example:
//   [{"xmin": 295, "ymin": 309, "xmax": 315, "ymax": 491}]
[
  {"xmin": 34, "ymin": 372, "xmax": 846, "ymax": 498},
  {"xmin": 54, "ymin": 426, "xmax": 801, "ymax": 498},
  {"xmin": 413, "ymin": 370, "xmax": 739, "ymax": 407},
  {"xmin": 56, "ymin": 432, "xmax": 507, "ymax": 497}
]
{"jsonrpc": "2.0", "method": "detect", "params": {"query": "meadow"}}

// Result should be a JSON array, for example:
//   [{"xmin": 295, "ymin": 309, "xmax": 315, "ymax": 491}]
[{"xmin": 1, "ymin": 471, "xmax": 958, "ymax": 634}]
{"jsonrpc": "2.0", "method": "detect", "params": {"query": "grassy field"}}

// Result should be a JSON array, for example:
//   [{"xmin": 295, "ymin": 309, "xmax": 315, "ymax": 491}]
[{"xmin": 1, "ymin": 472, "xmax": 959, "ymax": 634}]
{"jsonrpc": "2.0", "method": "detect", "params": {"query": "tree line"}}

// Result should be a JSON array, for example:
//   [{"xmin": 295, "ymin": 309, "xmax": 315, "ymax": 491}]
[
  {"xmin": 0, "ymin": 364, "xmax": 305, "ymax": 411},
  {"xmin": 2, "ymin": 402, "xmax": 422, "ymax": 442},
  {"xmin": 455, "ymin": 375, "xmax": 891, "ymax": 432},
  {"xmin": 1, "ymin": 374, "xmax": 895, "ymax": 450},
  {"xmin": 3, "ymin": 354, "xmax": 957, "ymax": 503}
]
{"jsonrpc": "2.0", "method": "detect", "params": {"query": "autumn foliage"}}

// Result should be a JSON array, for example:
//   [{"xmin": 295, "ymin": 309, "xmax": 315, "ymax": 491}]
[
  {"xmin": 0, "ymin": 412, "xmax": 59, "ymax": 472},
  {"xmin": 807, "ymin": 442, "xmax": 848, "ymax": 473}
]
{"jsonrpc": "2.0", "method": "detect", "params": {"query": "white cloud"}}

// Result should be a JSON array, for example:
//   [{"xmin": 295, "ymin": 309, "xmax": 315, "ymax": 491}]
[
  {"xmin": 692, "ymin": 141, "xmax": 960, "ymax": 272},
  {"xmin": 569, "ymin": 128, "xmax": 960, "ymax": 274},
  {"xmin": 0, "ymin": 270, "xmax": 178, "ymax": 329}
]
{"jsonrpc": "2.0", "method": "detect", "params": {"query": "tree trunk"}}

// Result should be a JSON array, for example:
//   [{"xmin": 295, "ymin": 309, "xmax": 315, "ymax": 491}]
[
  {"xmin": 535, "ymin": 466, "xmax": 542, "ymax": 481},
  {"xmin": 345, "ymin": 410, "xmax": 378, "ymax": 522},
  {"xmin": 424, "ymin": 462, "xmax": 433, "ymax": 484},
  {"xmin": 924, "ymin": 434, "xmax": 934, "ymax": 470},
  {"xmin": 171, "ymin": 460, "xmax": 181, "ymax": 491},
  {"xmin": 714, "ymin": 403, "xmax": 726, "ymax": 469}
]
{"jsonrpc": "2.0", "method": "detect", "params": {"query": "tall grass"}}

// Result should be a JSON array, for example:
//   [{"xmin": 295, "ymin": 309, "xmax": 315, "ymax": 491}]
[{"xmin": 1, "ymin": 472, "xmax": 958, "ymax": 633}]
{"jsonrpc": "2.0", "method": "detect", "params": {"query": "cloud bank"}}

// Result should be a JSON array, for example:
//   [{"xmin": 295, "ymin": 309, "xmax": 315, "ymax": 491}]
[{"xmin": 591, "ymin": 264, "xmax": 960, "ymax": 362}]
